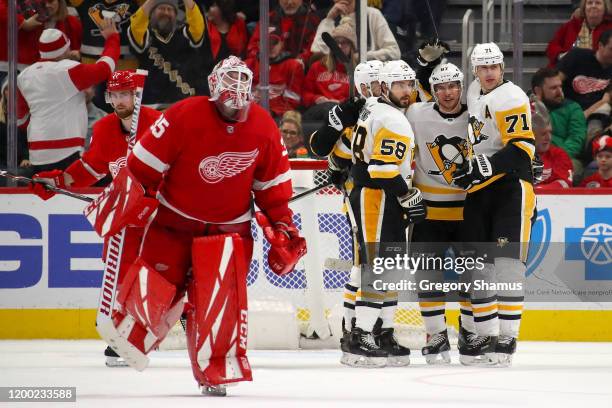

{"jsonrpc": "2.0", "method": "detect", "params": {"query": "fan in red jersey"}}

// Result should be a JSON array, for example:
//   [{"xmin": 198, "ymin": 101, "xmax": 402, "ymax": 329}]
[
  {"xmin": 581, "ymin": 134, "xmax": 612, "ymax": 187},
  {"xmin": 90, "ymin": 56, "xmax": 306, "ymax": 396},
  {"xmin": 29, "ymin": 70, "xmax": 161, "ymax": 367}
]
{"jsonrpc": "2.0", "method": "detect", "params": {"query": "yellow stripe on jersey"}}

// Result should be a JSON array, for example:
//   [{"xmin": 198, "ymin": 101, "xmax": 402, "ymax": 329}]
[
  {"xmin": 519, "ymin": 179, "xmax": 536, "ymax": 263},
  {"xmin": 426, "ymin": 207, "xmax": 463, "ymax": 221},
  {"xmin": 361, "ymin": 188, "xmax": 385, "ymax": 243},
  {"xmin": 332, "ymin": 140, "xmax": 352, "ymax": 160},
  {"xmin": 371, "ymin": 127, "xmax": 412, "ymax": 164},
  {"xmin": 513, "ymin": 140, "xmax": 536, "ymax": 160},
  {"xmin": 494, "ymin": 103, "xmax": 535, "ymax": 146},
  {"xmin": 467, "ymin": 173, "xmax": 505, "ymax": 193}
]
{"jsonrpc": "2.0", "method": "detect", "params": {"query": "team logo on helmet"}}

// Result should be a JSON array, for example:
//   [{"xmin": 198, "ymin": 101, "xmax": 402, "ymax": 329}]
[
  {"xmin": 426, "ymin": 135, "xmax": 470, "ymax": 184},
  {"xmin": 198, "ymin": 149, "xmax": 259, "ymax": 184}
]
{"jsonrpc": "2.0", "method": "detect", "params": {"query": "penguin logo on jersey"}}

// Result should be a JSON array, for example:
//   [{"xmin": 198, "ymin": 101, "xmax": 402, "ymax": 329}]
[
  {"xmin": 88, "ymin": 3, "xmax": 131, "ymax": 35},
  {"xmin": 198, "ymin": 149, "xmax": 259, "ymax": 184},
  {"xmin": 426, "ymin": 135, "xmax": 470, "ymax": 184},
  {"xmin": 468, "ymin": 116, "xmax": 488, "ymax": 146}
]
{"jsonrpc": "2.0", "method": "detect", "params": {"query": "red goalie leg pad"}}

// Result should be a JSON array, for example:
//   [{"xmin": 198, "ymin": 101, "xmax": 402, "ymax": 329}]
[
  {"xmin": 117, "ymin": 258, "xmax": 183, "ymax": 340},
  {"xmin": 186, "ymin": 234, "xmax": 252, "ymax": 386}
]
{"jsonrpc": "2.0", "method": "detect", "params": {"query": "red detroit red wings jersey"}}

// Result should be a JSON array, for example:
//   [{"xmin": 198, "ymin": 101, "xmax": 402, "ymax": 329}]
[
  {"xmin": 128, "ymin": 97, "xmax": 293, "ymax": 224},
  {"xmin": 65, "ymin": 107, "xmax": 161, "ymax": 187},
  {"xmin": 580, "ymin": 172, "xmax": 612, "ymax": 188}
]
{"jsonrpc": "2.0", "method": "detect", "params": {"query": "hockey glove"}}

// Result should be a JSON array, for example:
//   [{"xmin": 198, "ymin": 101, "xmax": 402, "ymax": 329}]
[
  {"xmin": 532, "ymin": 153, "xmax": 544, "ymax": 185},
  {"xmin": 398, "ymin": 188, "xmax": 427, "ymax": 225},
  {"xmin": 417, "ymin": 38, "xmax": 451, "ymax": 66},
  {"xmin": 327, "ymin": 98, "xmax": 366, "ymax": 132},
  {"xmin": 452, "ymin": 154, "xmax": 494, "ymax": 190},
  {"xmin": 255, "ymin": 212, "xmax": 307, "ymax": 276},
  {"xmin": 29, "ymin": 169, "xmax": 66, "ymax": 200},
  {"xmin": 327, "ymin": 155, "xmax": 349, "ymax": 190}
]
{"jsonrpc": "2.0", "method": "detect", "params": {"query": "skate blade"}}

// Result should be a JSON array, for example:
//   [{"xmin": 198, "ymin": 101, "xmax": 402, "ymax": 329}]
[
  {"xmin": 459, "ymin": 352, "xmax": 498, "ymax": 366},
  {"xmin": 340, "ymin": 353, "xmax": 387, "ymax": 368},
  {"xmin": 496, "ymin": 353, "xmax": 513, "ymax": 367},
  {"xmin": 387, "ymin": 355, "xmax": 410, "ymax": 367},
  {"xmin": 424, "ymin": 351, "xmax": 451, "ymax": 365},
  {"xmin": 105, "ymin": 357, "xmax": 129, "ymax": 367},
  {"xmin": 201, "ymin": 384, "xmax": 227, "ymax": 397}
]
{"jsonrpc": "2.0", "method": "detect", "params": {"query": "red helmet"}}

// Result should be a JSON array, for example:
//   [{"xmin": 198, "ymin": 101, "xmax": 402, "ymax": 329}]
[{"xmin": 107, "ymin": 70, "xmax": 137, "ymax": 92}]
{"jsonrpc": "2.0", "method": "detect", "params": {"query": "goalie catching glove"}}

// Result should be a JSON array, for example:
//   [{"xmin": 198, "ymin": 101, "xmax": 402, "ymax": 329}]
[
  {"xmin": 452, "ymin": 154, "xmax": 494, "ymax": 190},
  {"xmin": 398, "ymin": 187, "xmax": 427, "ymax": 225},
  {"xmin": 255, "ymin": 212, "xmax": 306, "ymax": 276},
  {"xmin": 29, "ymin": 169, "xmax": 67, "ymax": 200}
]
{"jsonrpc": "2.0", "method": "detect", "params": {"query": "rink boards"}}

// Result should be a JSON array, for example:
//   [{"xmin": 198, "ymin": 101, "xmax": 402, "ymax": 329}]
[{"xmin": 0, "ymin": 188, "xmax": 611, "ymax": 341}]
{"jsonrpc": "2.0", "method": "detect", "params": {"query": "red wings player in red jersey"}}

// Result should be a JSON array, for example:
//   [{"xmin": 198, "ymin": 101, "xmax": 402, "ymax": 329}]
[
  {"xmin": 29, "ymin": 70, "xmax": 161, "ymax": 367},
  {"xmin": 94, "ymin": 56, "xmax": 306, "ymax": 396}
]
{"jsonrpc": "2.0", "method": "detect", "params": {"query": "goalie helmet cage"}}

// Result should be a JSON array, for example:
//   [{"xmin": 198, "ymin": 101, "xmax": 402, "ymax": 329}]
[{"xmin": 246, "ymin": 159, "xmax": 438, "ymax": 350}]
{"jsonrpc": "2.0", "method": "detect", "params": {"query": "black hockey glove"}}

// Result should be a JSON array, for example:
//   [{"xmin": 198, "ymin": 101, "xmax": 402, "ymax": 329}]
[
  {"xmin": 416, "ymin": 38, "xmax": 451, "ymax": 67},
  {"xmin": 327, "ymin": 155, "xmax": 349, "ymax": 190},
  {"xmin": 452, "ymin": 154, "xmax": 495, "ymax": 190},
  {"xmin": 398, "ymin": 188, "xmax": 427, "ymax": 225},
  {"xmin": 532, "ymin": 153, "xmax": 544, "ymax": 185},
  {"xmin": 327, "ymin": 98, "xmax": 366, "ymax": 132}
]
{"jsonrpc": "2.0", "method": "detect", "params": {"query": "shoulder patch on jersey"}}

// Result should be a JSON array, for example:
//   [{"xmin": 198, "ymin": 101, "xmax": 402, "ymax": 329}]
[{"xmin": 198, "ymin": 149, "xmax": 259, "ymax": 184}]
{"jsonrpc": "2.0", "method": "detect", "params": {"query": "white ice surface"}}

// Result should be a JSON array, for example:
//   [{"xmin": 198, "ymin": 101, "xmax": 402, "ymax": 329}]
[{"xmin": 1, "ymin": 340, "xmax": 611, "ymax": 408}]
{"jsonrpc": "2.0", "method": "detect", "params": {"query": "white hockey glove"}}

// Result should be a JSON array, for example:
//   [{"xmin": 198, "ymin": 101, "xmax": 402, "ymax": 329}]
[
  {"xmin": 398, "ymin": 188, "xmax": 427, "ymax": 225},
  {"xmin": 452, "ymin": 154, "xmax": 494, "ymax": 190}
]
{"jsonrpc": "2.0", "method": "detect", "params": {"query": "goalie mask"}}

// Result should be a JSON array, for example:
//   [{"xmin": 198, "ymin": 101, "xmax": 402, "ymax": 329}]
[{"xmin": 208, "ymin": 56, "xmax": 253, "ymax": 122}]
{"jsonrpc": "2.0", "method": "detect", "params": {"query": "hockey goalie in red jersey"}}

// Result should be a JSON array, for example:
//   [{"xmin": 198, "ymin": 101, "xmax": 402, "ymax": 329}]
[
  {"xmin": 91, "ymin": 56, "xmax": 306, "ymax": 396},
  {"xmin": 29, "ymin": 70, "xmax": 161, "ymax": 367}
]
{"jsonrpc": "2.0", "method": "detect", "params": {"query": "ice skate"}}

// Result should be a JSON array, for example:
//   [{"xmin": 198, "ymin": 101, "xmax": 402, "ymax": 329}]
[
  {"xmin": 341, "ymin": 327, "xmax": 388, "ymax": 368},
  {"xmin": 459, "ymin": 335, "xmax": 498, "ymax": 366},
  {"xmin": 104, "ymin": 345, "xmax": 128, "ymax": 367},
  {"xmin": 496, "ymin": 335, "xmax": 517, "ymax": 367},
  {"xmin": 422, "ymin": 329, "xmax": 451, "ymax": 365},
  {"xmin": 200, "ymin": 383, "xmax": 227, "ymax": 397},
  {"xmin": 339, "ymin": 317, "xmax": 354, "ymax": 365},
  {"xmin": 374, "ymin": 327, "xmax": 410, "ymax": 367}
]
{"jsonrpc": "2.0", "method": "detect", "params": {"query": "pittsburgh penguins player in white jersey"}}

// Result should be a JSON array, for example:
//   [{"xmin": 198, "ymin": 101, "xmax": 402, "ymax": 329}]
[
  {"xmin": 406, "ymin": 62, "xmax": 477, "ymax": 364},
  {"xmin": 342, "ymin": 60, "xmax": 427, "ymax": 368},
  {"xmin": 451, "ymin": 43, "xmax": 536, "ymax": 367}
]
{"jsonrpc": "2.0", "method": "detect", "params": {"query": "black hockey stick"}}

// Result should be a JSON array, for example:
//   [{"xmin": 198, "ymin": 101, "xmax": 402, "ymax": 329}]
[
  {"xmin": 289, "ymin": 180, "xmax": 333, "ymax": 203},
  {"xmin": 322, "ymin": 32, "xmax": 355, "ymax": 99},
  {"xmin": 0, "ymin": 170, "xmax": 93, "ymax": 202}
]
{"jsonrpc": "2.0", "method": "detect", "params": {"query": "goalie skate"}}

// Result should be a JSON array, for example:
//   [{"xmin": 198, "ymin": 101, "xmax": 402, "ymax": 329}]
[
  {"xmin": 496, "ymin": 335, "xmax": 517, "ymax": 367},
  {"xmin": 200, "ymin": 383, "xmax": 227, "ymax": 397},
  {"xmin": 104, "ymin": 346, "xmax": 128, "ymax": 367},
  {"xmin": 342, "ymin": 327, "xmax": 388, "ymax": 368},
  {"xmin": 422, "ymin": 329, "xmax": 451, "ymax": 365}
]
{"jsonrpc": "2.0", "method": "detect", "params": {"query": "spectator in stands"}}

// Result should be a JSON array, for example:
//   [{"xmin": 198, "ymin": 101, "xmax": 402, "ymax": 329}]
[
  {"xmin": 206, "ymin": 0, "xmax": 248, "ymax": 61},
  {"xmin": 68, "ymin": 0, "xmax": 141, "ymax": 70},
  {"xmin": 246, "ymin": 0, "xmax": 320, "ymax": 68},
  {"xmin": 16, "ymin": 22, "xmax": 119, "ymax": 175},
  {"xmin": 586, "ymin": 92, "xmax": 611, "ymax": 140},
  {"xmin": 251, "ymin": 26, "xmax": 304, "ymax": 118},
  {"xmin": 546, "ymin": 0, "xmax": 612, "ymax": 67},
  {"xmin": 580, "ymin": 133, "xmax": 612, "ymax": 186},
  {"xmin": 1, "ymin": 0, "xmax": 82, "ymax": 81},
  {"xmin": 532, "ymin": 67, "xmax": 587, "ymax": 177},
  {"xmin": 84, "ymin": 86, "xmax": 106, "ymax": 149},
  {"xmin": 128, "ymin": 0, "xmax": 210, "ymax": 108},
  {"xmin": 532, "ymin": 99, "xmax": 574, "ymax": 189},
  {"xmin": 0, "ymin": 78, "xmax": 30, "ymax": 176},
  {"xmin": 302, "ymin": 17, "xmax": 354, "ymax": 120},
  {"xmin": 310, "ymin": 0, "xmax": 400, "ymax": 62},
  {"xmin": 558, "ymin": 29, "xmax": 612, "ymax": 114},
  {"xmin": 280, "ymin": 110, "xmax": 308, "ymax": 158}
]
